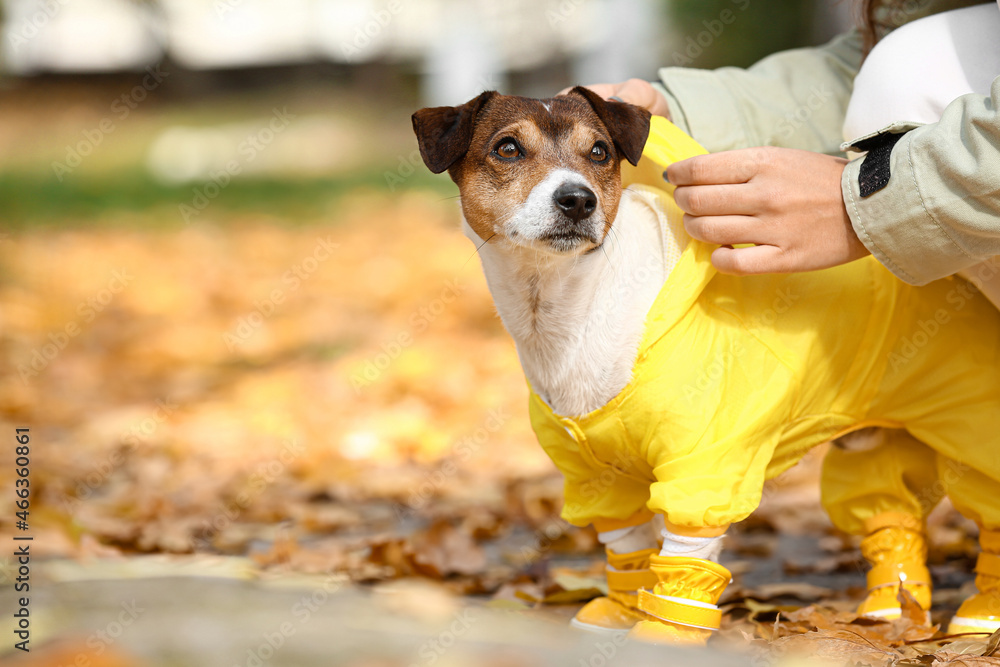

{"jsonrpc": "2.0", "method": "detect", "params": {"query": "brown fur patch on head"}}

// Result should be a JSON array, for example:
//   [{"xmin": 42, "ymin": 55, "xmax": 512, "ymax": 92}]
[
  {"xmin": 412, "ymin": 91, "xmax": 651, "ymax": 249},
  {"xmin": 448, "ymin": 94, "xmax": 633, "ymax": 244},
  {"xmin": 412, "ymin": 91, "xmax": 496, "ymax": 174}
]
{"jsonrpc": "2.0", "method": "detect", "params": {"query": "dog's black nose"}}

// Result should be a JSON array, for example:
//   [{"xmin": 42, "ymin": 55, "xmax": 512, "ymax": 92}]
[{"xmin": 553, "ymin": 184, "xmax": 597, "ymax": 222}]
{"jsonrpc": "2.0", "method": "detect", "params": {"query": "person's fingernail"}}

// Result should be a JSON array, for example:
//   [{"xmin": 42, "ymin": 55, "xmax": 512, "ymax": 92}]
[
  {"xmin": 609, "ymin": 95, "xmax": 625, "ymax": 102},
  {"xmin": 662, "ymin": 169, "xmax": 670, "ymax": 183}
]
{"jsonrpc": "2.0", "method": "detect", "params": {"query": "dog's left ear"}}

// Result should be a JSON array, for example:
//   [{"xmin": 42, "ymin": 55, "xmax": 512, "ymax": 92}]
[
  {"xmin": 412, "ymin": 91, "xmax": 497, "ymax": 174},
  {"xmin": 570, "ymin": 86, "xmax": 651, "ymax": 166}
]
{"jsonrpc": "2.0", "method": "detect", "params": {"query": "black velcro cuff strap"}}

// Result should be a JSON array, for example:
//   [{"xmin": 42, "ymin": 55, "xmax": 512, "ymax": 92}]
[{"xmin": 853, "ymin": 131, "xmax": 907, "ymax": 198}]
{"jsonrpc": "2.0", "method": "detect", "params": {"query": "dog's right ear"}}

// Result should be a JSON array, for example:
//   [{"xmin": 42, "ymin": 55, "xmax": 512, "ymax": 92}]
[
  {"xmin": 570, "ymin": 86, "xmax": 651, "ymax": 167},
  {"xmin": 412, "ymin": 91, "xmax": 496, "ymax": 174}
]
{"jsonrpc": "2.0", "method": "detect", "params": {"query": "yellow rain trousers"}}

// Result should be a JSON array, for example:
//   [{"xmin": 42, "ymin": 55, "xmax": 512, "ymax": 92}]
[{"xmin": 528, "ymin": 116, "xmax": 1000, "ymax": 536}]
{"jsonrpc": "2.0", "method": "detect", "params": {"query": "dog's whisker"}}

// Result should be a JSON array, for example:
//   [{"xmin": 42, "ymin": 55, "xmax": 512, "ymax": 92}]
[
  {"xmin": 461, "ymin": 232, "xmax": 497, "ymax": 271},
  {"xmin": 599, "ymin": 225, "xmax": 622, "ymax": 279},
  {"xmin": 600, "ymin": 242, "xmax": 613, "ymax": 270}
]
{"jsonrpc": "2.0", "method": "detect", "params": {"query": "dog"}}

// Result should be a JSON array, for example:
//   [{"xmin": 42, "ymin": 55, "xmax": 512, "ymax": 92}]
[{"xmin": 412, "ymin": 88, "xmax": 1000, "ymax": 644}]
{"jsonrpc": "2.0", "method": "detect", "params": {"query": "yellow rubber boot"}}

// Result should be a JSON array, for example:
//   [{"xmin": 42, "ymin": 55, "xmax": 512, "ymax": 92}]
[
  {"xmin": 948, "ymin": 529, "xmax": 1000, "ymax": 635},
  {"xmin": 627, "ymin": 555, "xmax": 731, "ymax": 645},
  {"xmin": 571, "ymin": 548, "xmax": 658, "ymax": 634},
  {"xmin": 857, "ymin": 514, "xmax": 932, "ymax": 621}
]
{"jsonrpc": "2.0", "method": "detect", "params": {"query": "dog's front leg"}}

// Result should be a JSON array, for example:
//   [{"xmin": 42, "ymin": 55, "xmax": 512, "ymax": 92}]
[
  {"xmin": 629, "ymin": 521, "xmax": 732, "ymax": 645},
  {"xmin": 572, "ymin": 516, "xmax": 663, "ymax": 634},
  {"xmin": 572, "ymin": 514, "xmax": 733, "ymax": 644}
]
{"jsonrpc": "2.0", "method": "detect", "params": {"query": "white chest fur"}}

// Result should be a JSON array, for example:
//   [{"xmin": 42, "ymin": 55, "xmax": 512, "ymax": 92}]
[{"xmin": 467, "ymin": 187, "xmax": 680, "ymax": 417}]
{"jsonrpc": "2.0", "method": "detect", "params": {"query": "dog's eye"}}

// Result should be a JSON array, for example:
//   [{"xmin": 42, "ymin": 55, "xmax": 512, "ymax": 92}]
[
  {"xmin": 590, "ymin": 143, "xmax": 608, "ymax": 163},
  {"xmin": 493, "ymin": 139, "xmax": 522, "ymax": 160}
]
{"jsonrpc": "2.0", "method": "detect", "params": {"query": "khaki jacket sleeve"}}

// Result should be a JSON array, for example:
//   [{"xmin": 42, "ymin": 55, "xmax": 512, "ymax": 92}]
[
  {"xmin": 842, "ymin": 76, "xmax": 1000, "ymax": 285},
  {"xmin": 653, "ymin": 31, "xmax": 863, "ymax": 155}
]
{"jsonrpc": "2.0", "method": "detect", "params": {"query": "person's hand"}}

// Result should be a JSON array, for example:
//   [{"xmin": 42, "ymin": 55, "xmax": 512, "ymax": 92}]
[
  {"xmin": 558, "ymin": 79, "xmax": 671, "ymax": 118},
  {"xmin": 666, "ymin": 147, "xmax": 870, "ymax": 275}
]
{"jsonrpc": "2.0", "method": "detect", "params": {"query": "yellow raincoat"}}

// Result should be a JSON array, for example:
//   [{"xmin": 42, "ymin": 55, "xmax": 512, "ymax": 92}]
[{"xmin": 528, "ymin": 117, "xmax": 1000, "ymax": 535}]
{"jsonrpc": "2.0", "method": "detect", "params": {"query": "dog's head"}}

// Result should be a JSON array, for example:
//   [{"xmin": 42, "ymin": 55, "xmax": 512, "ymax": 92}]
[{"xmin": 412, "ymin": 88, "xmax": 651, "ymax": 255}]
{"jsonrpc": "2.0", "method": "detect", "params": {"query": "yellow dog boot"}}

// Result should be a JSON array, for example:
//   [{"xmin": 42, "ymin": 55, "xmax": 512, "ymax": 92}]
[
  {"xmin": 571, "ymin": 547, "xmax": 658, "ymax": 634},
  {"xmin": 948, "ymin": 529, "xmax": 1000, "ymax": 635},
  {"xmin": 627, "ymin": 555, "xmax": 731, "ymax": 645},
  {"xmin": 857, "ymin": 514, "xmax": 932, "ymax": 621}
]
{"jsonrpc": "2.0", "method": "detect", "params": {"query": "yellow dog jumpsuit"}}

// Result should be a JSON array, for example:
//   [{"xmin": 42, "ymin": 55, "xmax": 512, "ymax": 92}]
[{"xmin": 529, "ymin": 117, "xmax": 1000, "ymax": 638}]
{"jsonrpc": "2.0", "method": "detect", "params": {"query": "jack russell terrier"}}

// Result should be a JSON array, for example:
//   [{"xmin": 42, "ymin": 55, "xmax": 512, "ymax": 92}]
[{"xmin": 411, "ymin": 88, "xmax": 1000, "ymax": 644}]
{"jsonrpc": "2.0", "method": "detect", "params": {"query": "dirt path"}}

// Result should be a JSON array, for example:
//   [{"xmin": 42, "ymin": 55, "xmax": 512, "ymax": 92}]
[{"xmin": 2, "ymin": 557, "xmax": 752, "ymax": 667}]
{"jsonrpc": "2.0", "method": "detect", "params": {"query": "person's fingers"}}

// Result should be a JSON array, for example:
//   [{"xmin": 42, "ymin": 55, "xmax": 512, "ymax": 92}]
[
  {"xmin": 683, "ymin": 214, "xmax": 767, "ymax": 247},
  {"xmin": 648, "ymin": 93, "xmax": 672, "ymax": 119},
  {"xmin": 666, "ymin": 151, "xmax": 761, "ymax": 187},
  {"xmin": 673, "ymin": 183, "xmax": 757, "ymax": 217},
  {"xmin": 610, "ymin": 79, "xmax": 669, "ymax": 116},
  {"xmin": 615, "ymin": 78, "xmax": 656, "ymax": 109},
  {"xmin": 711, "ymin": 244, "xmax": 789, "ymax": 275},
  {"xmin": 555, "ymin": 80, "xmax": 670, "ymax": 115},
  {"xmin": 557, "ymin": 83, "xmax": 618, "ymax": 98}
]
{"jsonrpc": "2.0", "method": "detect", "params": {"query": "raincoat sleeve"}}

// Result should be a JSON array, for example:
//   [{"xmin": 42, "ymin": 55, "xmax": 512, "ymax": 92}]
[
  {"xmin": 652, "ymin": 0, "xmax": 985, "ymax": 155},
  {"xmin": 842, "ymin": 77, "xmax": 1000, "ymax": 285},
  {"xmin": 652, "ymin": 31, "xmax": 863, "ymax": 155}
]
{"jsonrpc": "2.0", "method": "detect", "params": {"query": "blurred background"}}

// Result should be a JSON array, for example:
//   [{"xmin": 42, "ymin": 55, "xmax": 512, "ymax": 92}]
[
  {"xmin": 0, "ymin": 0, "xmax": 853, "ymax": 228},
  {"xmin": 9, "ymin": 2, "xmax": 985, "ymax": 666}
]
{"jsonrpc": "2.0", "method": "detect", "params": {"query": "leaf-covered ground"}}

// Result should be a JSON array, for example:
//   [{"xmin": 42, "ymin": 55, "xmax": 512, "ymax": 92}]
[{"xmin": 1, "ymin": 192, "xmax": 996, "ymax": 666}]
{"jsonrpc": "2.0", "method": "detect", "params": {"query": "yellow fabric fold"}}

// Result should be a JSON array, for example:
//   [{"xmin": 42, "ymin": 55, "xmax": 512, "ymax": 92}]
[{"xmin": 528, "ymin": 116, "xmax": 1000, "ymax": 532}]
